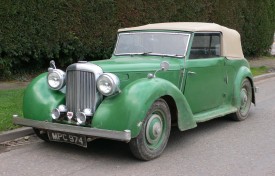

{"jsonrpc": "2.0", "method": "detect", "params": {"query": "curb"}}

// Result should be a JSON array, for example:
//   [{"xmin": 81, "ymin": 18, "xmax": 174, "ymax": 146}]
[
  {"xmin": 0, "ymin": 127, "xmax": 34, "ymax": 143},
  {"xmin": 1, "ymin": 73, "xmax": 275, "ymax": 143},
  {"xmin": 254, "ymin": 72, "xmax": 275, "ymax": 82}
]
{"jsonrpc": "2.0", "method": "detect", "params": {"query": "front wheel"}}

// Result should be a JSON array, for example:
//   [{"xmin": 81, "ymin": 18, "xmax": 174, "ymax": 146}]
[
  {"xmin": 231, "ymin": 78, "xmax": 252, "ymax": 121},
  {"xmin": 129, "ymin": 98, "xmax": 171, "ymax": 161}
]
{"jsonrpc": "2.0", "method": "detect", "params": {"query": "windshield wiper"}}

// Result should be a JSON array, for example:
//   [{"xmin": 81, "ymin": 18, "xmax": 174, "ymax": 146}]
[
  {"xmin": 130, "ymin": 52, "xmax": 153, "ymax": 56},
  {"xmin": 160, "ymin": 54, "xmax": 183, "ymax": 57},
  {"xmin": 117, "ymin": 52, "xmax": 184, "ymax": 57}
]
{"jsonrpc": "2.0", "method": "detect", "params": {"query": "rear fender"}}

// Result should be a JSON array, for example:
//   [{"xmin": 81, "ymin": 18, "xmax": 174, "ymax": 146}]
[{"xmin": 234, "ymin": 66, "xmax": 255, "ymax": 107}]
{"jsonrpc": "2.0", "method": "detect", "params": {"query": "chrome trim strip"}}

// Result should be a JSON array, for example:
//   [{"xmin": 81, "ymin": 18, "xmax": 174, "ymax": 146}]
[
  {"xmin": 66, "ymin": 62, "xmax": 103, "ymax": 79},
  {"xmin": 13, "ymin": 116, "xmax": 131, "ymax": 142}
]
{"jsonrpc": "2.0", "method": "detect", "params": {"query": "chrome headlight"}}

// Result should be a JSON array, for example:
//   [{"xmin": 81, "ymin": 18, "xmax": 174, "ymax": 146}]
[
  {"xmin": 96, "ymin": 73, "xmax": 120, "ymax": 96},
  {"xmin": 47, "ymin": 69, "xmax": 66, "ymax": 90}
]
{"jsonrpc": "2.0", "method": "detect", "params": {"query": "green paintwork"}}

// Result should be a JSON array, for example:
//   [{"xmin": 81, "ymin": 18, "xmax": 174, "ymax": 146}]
[
  {"xmin": 92, "ymin": 56, "xmax": 182, "ymax": 89},
  {"xmin": 233, "ymin": 66, "xmax": 255, "ymax": 106},
  {"xmin": 184, "ymin": 57, "xmax": 225, "ymax": 114},
  {"xmin": 93, "ymin": 56, "xmax": 181, "ymax": 72},
  {"xmin": 21, "ymin": 30, "xmax": 255, "ymax": 140},
  {"xmin": 23, "ymin": 73, "xmax": 65, "ymax": 121},
  {"xmin": 225, "ymin": 58, "xmax": 255, "ymax": 106},
  {"xmin": 92, "ymin": 77, "xmax": 196, "ymax": 137}
]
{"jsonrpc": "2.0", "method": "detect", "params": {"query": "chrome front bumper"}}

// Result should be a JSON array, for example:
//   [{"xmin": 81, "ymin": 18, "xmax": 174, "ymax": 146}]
[{"xmin": 13, "ymin": 115, "xmax": 131, "ymax": 142}]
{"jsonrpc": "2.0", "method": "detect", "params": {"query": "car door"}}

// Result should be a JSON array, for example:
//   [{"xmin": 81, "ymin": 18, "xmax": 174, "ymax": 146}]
[{"xmin": 183, "ymin": 32, "xmax": 225, "ymax": 114}]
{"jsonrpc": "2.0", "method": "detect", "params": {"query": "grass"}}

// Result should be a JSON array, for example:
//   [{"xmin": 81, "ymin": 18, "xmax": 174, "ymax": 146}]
[
  {"xmin": 248, "ymin": 55, "xmax": 275, "ymax": 60},
  {"xmin": 249, "ymin": 56, "xmax": 275, "ymax": 76},
  {"xmin": 250, "ymin": 66, "xmax": 269, "ymax": 76},
  {"xmin": 0, "ymin": 89, "xmax": 24, "ymax": 132},
  {"xmin": 262, "ymin": 56, "xmax": 275, "ymax": 60}
]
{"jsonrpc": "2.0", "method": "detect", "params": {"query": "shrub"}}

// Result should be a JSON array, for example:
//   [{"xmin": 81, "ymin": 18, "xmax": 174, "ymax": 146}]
[{"xmin": 0, "ymin": 0, "xmax": 274, "ymax": 78}]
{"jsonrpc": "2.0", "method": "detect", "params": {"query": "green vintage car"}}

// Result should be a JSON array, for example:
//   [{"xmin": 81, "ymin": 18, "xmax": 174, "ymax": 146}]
[{"xmin": 13, "ymin": 22, "xmax": 255, "ymax": 160}]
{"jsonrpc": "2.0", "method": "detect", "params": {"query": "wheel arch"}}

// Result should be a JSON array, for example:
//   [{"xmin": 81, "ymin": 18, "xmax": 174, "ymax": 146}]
[
  {"xmin": 233, "ymin": 66, "xmax": 255, "ymax": 107},
  {"xmin": 246, "ymin": 76, "xmax": 256, "ymax": 105},
  {"xmin": 92, "ymin": 78, "xmax": 197, "ymax": 138},
  {"xmin": 161, "ymin": 95, "xmax": 178, "ymax": 126}
]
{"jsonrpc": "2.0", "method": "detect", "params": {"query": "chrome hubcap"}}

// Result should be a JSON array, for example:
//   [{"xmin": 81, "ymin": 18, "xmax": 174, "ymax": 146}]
[{"xmin": 146, "ymin": 114, "xmax": 163, "ymax": 145}]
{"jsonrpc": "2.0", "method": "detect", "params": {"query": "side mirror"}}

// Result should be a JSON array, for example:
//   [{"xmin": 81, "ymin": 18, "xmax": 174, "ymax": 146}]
[
  {"xmin": 160, "ymin": 61, "xmax": 169, "ymax": 71},
  {"xmin": 148, "ymin": 61, "xmax": 170, "ymax": 79}
]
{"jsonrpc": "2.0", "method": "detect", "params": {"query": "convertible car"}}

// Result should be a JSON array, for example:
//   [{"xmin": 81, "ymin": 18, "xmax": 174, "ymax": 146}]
[{"xmin": 13, "ymin": 22, "xmax": 255, "ymax": 160}]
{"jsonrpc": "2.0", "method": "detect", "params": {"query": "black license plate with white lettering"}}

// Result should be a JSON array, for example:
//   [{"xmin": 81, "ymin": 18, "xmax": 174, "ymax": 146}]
[{"xmin": 47, "ymin": 131, "xmax": 87, "ymax": 147}]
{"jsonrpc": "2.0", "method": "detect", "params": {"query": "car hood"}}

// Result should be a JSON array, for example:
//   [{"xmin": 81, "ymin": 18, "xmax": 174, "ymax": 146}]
[{"xmin": 91, "ymin": 56, "xmax": 182, "ymax": 73}]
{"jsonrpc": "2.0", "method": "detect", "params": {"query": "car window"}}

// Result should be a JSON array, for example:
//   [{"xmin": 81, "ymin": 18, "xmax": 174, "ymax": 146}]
[
  {"xmin": 189, "ymin": 33, "xmax": 221, "ymax": 59},
  {"xmin": 114, "ymin": 32, "xmax": 190, "ymax": 57}
]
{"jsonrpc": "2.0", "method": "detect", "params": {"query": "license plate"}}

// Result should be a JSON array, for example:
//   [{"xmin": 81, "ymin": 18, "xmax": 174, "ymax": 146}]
[{"xmin": 47, "ymin": 131, "xmax": 87, "ymax": 147}]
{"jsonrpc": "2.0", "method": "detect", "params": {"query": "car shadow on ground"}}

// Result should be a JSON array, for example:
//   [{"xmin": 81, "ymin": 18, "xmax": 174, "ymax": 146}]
[{"xmin": 32, "ymin": 114, "xmax": 241, "ymax": 162}]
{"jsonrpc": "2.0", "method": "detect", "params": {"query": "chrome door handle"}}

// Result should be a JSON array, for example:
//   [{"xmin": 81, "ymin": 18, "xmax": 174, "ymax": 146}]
[{"xmin": 188, "ymin": 71, "xmax": 196, "ymax": 75}]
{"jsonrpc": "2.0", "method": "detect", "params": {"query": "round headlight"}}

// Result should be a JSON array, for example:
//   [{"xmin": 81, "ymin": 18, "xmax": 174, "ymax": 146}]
[
  {"xmin": 47, "ymin": 69, "xmax": 66, "ymax": 90},
  {"xmin": 97, "ymin": 73, "xmax": 120, "ymax": 96}
]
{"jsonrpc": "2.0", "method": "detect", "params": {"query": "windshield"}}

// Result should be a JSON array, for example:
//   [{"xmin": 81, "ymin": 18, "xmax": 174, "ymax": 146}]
[{"xmin": 114, "ymin": 32, "xmax": 190, "ymax": 57}]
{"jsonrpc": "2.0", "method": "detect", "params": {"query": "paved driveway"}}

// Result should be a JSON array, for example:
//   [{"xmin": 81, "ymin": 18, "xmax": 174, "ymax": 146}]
[{"xmin": 1, "ymin": 77, "xmax": 275, "ymax": 176}]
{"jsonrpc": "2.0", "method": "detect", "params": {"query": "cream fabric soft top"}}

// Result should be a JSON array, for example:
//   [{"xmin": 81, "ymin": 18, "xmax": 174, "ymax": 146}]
[{"xmin": 118, "ymin": 22, "xmax": 244, "ymax": 59}]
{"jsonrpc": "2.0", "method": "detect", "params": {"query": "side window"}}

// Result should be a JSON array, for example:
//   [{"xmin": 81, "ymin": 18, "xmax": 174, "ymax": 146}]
[{"xmin": 189, "ymin": 33, "xmax": 221, "ymax": 59}]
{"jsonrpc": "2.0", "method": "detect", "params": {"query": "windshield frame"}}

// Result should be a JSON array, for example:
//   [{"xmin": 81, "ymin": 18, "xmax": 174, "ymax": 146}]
[{"xmin": 113, "ymin": 31, "xmax": 191, "ymax": 58}]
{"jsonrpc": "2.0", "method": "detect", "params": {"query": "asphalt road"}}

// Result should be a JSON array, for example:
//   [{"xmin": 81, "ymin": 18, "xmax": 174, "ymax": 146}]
[{"xmin": 1, "ymin": 78, "xmax": 275, "ymax": 176}]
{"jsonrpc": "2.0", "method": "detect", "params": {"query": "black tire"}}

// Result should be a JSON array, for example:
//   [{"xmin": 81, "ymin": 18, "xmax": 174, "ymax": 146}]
[
  {"xmin": 231, "ymin": 78, "xmax": 252, "ymax": 121},
  {"xmin": 129, "ymin": 98, "xmax": 171, "ymax": 161},
  {"xmin": 33, "ymin": 128, "xmax": 49, "ymax": 142}
]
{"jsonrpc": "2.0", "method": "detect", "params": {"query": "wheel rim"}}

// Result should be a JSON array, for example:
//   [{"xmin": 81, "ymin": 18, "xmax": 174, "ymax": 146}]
[
  {"xmin": 145, "ymin": 112, "xmax": 166, "ymax": 149},
  {"xmin": 240, "ymin": 87, "xmax": 250, "ymax": 116}
]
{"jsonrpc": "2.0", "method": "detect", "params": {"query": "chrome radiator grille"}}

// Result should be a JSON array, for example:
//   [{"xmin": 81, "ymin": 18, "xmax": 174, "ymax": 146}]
[{"xmin": 66, "ymin": 70, "xmax": 96, "ymax": 116}]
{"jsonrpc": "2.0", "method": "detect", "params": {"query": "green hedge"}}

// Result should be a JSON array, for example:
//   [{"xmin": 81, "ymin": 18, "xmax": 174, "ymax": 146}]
[
  {"xmin": 0, "ymin": 0, "xmax": 117, "ymax": 78},
  {"xmin": 0, "ymin": 0, "xmax": 274, "ymax": 78}
]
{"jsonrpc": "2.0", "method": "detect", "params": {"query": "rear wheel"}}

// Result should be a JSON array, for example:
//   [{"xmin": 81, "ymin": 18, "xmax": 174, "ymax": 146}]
[
  {"xmin": 129, "ymin": 98, "xmax": 171, "ymax": 161},
  {"xmin": 231, "ymin": 78, "xmax": 252, "ymax": 121},
  {"xmin": 33, "ymin": 128, "xmax": 49, "ymax": 142}
]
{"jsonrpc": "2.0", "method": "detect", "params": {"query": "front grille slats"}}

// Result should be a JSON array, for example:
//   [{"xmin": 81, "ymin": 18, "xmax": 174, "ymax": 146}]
[{"xmin": 66, "ymin": 70, "xmax": 96, "ymax": 118}]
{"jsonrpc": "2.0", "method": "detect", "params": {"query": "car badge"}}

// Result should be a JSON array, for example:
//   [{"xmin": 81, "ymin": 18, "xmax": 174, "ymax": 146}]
[{"xmin": 67, "ymin": 112, "xmax": 74, "ymax": 120}]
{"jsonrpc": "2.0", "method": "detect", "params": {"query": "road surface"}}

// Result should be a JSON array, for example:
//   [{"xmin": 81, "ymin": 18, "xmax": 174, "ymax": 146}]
[{"xmin": 1, "ymin": 77, "xmax": 275, "ymax": 176}]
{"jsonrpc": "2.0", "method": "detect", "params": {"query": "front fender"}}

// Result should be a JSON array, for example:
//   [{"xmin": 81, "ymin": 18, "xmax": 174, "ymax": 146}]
[
  {"xmin": 23, "ymin": 73, "xmax": 65, "ymax": 121},
  {"xmin": 92, "ymin": 78, "xmax": 196, "ymax": 138},
  {"xmin": 234, "ymin": 66, "xmax": 255, "ymax": 107}
]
